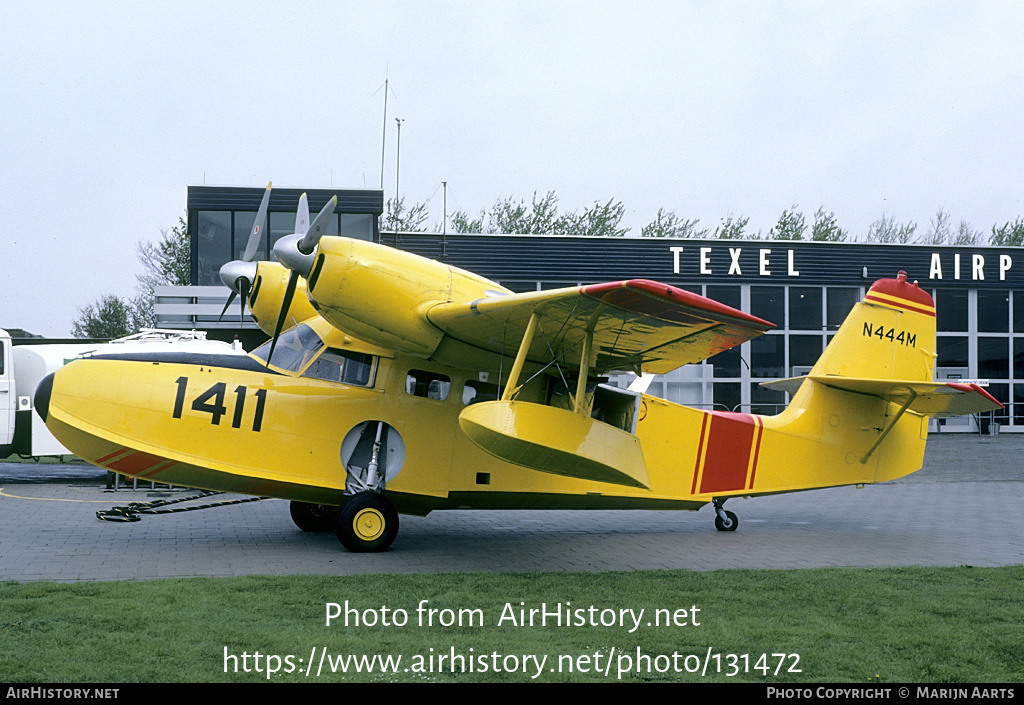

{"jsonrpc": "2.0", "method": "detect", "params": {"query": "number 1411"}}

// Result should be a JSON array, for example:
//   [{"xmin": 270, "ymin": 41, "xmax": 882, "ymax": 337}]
[{"xmin": 172, "ymin": 377, "xmax": 267, "ymax": 432}]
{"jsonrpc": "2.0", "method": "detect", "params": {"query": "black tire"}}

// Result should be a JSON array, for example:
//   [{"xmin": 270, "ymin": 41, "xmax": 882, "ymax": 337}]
[
  {"xmin": 714, "ymin": 510, "xmax": 739, "ymax": 532},
  {"xmin": 336, "ymin": 492, "xmax": 399, "ymax": 552},
  {"xmin": 289, "ymin": 501, "xmax": 338, "ymax": 532}
]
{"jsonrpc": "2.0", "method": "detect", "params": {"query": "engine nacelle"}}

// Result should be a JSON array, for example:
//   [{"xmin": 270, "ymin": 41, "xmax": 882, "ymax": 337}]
[
  {"xmin": 248, "ymin": 261, "xmax": 318, "ymax": 337},
  {"xmin": 308, "ymin": 237, "xmax": 502, "ymax": 357}
]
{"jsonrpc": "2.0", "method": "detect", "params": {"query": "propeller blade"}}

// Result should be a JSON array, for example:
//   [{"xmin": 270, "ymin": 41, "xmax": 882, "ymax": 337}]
[
  {"xmin": 298, "ymin": 196, "xmax": 338, "ymax": 254},
  {"xmin": 266, "ymin": 270, "xmax": 300, "ymax": 367},
  {"xmin": 218, "ymin": 290, "xmax": 238, "ymax": 322},
  {"xmin": 294, "ymin": 192, "xmax": 309, "ymax": 236},
  {"xmin": 242, "ymin": 182, "xmax": 272, "ymax": 262},
  {"xmin": 238, "ymin": 278, "xmax": 250, "ymax": 325}
]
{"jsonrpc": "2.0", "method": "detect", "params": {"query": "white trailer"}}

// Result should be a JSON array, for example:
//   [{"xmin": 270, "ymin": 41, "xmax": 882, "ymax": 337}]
[{"xmin": 0, "ymin": 329, "xmax": 245, "ymax": 458}]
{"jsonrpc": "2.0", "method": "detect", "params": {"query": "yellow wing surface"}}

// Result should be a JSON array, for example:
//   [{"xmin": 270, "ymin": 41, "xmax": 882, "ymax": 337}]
[{"xmin": 427, "ymin": 279, "xmax": 775, "ymax": 375}]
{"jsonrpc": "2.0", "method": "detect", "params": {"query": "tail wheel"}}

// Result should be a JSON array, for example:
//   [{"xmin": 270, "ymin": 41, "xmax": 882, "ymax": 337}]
[
  {"xmin": 336, "ymin": 492, "xmax": 399, "ymax": 552},
  {"xmin": 289, "ymin": 501, "xmax": 338, "ymax": 533},
  {"xmin": 715, "ymin": 510, "xmax": 739, "ymax": 532}
]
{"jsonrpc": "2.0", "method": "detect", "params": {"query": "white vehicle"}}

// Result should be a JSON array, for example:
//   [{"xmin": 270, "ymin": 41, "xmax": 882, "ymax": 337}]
[{"xmin": 0, "ymin": 328, "xmax": 245, "ymax": 458}]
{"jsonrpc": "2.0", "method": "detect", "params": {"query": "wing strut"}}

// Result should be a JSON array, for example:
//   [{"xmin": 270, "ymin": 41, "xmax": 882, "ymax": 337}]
[
  {"xmin": 501, "ymin": 312, "xmax": 538, "ymax": 402},
  {"xmin": 574, "ymin": 328, "xmax": 594, "ymax": 414}
]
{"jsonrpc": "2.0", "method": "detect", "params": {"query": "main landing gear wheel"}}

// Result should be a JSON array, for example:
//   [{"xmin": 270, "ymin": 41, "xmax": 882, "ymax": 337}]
[
  {"xmin": 714, "ymin": 510, "xmax": 739, "ymax": 532},
  {"xmin": 336, "ymin": 492, "xmax": 399, "ymax": 553},
  {"xmin": 289, "ymin": 502, "xmax": 338, "ymax": 532}
]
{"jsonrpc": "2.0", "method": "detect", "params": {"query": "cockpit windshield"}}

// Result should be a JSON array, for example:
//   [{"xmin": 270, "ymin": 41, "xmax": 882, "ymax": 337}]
[
  {"xmin": 250, "ymin": 324, "xmax": 324, "ymax": 372},
  {"xmin": 250, "ymin": 324, "xmax": 377, "ymax": 386}
]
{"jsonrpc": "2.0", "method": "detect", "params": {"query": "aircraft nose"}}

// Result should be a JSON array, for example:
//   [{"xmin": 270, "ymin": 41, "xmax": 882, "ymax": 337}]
[{"xmin": 35, "ymin": 372, "xmax": 54, "ymax": 423}]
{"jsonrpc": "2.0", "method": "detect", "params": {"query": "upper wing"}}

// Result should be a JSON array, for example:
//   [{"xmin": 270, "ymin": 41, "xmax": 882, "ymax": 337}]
[{"xmin": 427, "ymin": 279, "xmax": 774, "ymax": 375}]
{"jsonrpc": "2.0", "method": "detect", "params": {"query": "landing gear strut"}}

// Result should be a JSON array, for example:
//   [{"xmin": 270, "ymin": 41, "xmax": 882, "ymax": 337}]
[{"xmin": 712, "ymin": 498, "xmax": 738, "ymax": 532}]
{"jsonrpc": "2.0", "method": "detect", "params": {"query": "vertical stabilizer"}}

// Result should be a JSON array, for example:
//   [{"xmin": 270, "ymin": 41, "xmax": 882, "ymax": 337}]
[{"xmin": 810, "ymin": 271, "xmax": 935, "ymax": 383}]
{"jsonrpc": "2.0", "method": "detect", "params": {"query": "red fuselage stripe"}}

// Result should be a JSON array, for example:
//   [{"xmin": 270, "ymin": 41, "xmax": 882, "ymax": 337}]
[
  {"xmin": 691, "ymin": 413, "xmax": 710, "ymax": 495},
  {"xmin": 699, "ymin": 412, "xmax": 756, "ymax": 494}
]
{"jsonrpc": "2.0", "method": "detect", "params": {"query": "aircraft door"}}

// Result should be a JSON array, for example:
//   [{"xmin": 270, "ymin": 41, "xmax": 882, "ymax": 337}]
[{"xmin": 0, "ymin": 336, "xmax": 13, "ymax": 446}]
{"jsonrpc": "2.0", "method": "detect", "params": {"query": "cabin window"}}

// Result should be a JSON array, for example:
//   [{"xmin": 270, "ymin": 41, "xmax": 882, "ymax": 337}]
[
  {"xmin": 406, "ymin": 370, "xmax": 450, "ymax": 400},
  {"xmin": 302, "ymin": 349, "xmax": 376, "ymax": 387},
  {"xmin": 250, "ymin": 324, "xmax": 324, "ymax": 372},
  {"xmin": 462, "ymin": 380, "xmax": 499, "ymax": 405}
]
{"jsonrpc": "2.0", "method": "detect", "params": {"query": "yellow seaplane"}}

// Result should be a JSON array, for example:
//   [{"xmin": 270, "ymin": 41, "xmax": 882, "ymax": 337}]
[{"xmin": 36, "ymin": 185, "xmax": 1000, "ymax": 551}]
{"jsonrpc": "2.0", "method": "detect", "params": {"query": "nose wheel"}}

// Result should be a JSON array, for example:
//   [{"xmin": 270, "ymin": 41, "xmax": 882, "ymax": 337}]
[{"xmin": 712, "ymin": 498, "xmax": 738, "ymax": 532}]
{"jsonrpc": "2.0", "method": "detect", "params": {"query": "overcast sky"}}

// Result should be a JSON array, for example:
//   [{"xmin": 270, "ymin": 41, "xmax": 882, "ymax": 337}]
[{"xmin": 2, "ymin": 1, "xmax": 1022, "ymax": 336}]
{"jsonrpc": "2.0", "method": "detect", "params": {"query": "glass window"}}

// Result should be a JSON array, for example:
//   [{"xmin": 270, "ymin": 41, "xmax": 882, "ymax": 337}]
[
  {"xmin": 936, "ymin": 336, "xmax": 968, "ymax": 368},
  {"xmin": 250, "ymin": 323, "xmax": 324, "ymax": 372},
  {"xmin": 269, "ymin": 211, "xmax": 298, "ymax": 254},
  {"xmin": 790, "ymin": 335, "xmax": 824, "ymax": 369},
  {"xmin": 750, "ymin": 333, "xmax": 784, "ymax": 378},
  {"xmin": 988, "ymin": 383, "xmax": 1009, "ymax": 423},
  {"xmin": 1014, "ymin": 384, "xmax": 1024, "ymax": 425},
  {"xmin": 1014, "ymin": 292, "xmax": 1024, "ymax": 333},
  {"xmin": 750, "ymin": 286, "xmax": 784, "ymax": 325},
  {"xmin": 710, "ymin": 349, "xmax": 741, "ymax": 378},
  {"xmin": 233, "ymin": 210, "xmax": 258, "ymax": 260},
  {"xmin": 340, "ymin": 213, "xmax": 373, "ymax": 241},
  {"xmin": 706, "ymin": 285, "xmax": 740, "ymax": 310},
  {"xmin": 751, "ymin": 383, "xmax": 785, "ymax": 415},
  {"xmin": 935, "ymin": 289, "xmax": 968, "ymax": 332},
  {"xmin": 1014, "ymin": 338, "xmax": 1024, "ymax": 379},
  {"xmin": 713, "ymin": 382, "xmax": 740, "ymax": 412},
  {"xmin": 463, "ymin": 380, "xmax": 500, "ymax": 405},
  {"xmin": 789, "ymin": 287, "xmax": 822, "ymax": 330},
  {"xmin": 978, "ymin": 338, "xmax": 1009, "ymax": 379},
  {"xmin": 826, "ymin": 288, "xmax": 860, "ymax": 330},
  {"xmin": 302, "ymin": 349, "xmax": 375, "ymax": 387},
  {"xmin": 406, "ymin": 370, "xmax": 450, "ymax": 400},
  {"xmin": 977, "ymin": 290, "xmax": 1009, "ymax": 333},
  {"xmin": 197, "ymin": 210, "xmax": 232, "ymax": 285}
]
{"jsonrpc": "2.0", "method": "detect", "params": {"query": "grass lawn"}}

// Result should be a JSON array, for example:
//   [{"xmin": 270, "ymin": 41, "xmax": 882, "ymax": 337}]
[{"xmin": 2, "ymin": 566, "xmax": 1022, "ymax": 683}]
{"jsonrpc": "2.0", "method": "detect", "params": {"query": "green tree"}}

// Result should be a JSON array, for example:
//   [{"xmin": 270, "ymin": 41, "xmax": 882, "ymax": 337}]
[
  {"xmin": 921, "ymin": 208, "xmax": 953, "ymax": 245},
  {"xmin": 71, "ymin": 294, "xmax": 138, "ymax": 339},
  {"xmin": 381, "ymin": 197, "xmax": 429, "ymax": 232},
  {"xmin": 811, "ymin": 207, "xmax": 847, "ymax": 242},
  {"xmin": 864, "ymin": 214, "xmax": 917, "ymax": 244},
  {"xmin": 769, "ymin": 205, "xmax": 806, "ymax": 241},
  {"xmin": 555, "ymin": 198, "xmax": 628, "ymax": 237},
  {"xmin": 713, "ymin": 214, "xmax": 750, "ymax": 239},
  {"xmin": 990, "ymin": 218, "xmax": 1024, "ymax": 246},
  {"xmin": 449, "ymin": 192, "xmax": 627, "ymax": 237},
  {"xmin": 641, "ymin": 208, "xmax": 708, "ymax": 238},
  {"xmin": 449, "ymin": 210, "xmax": 484, "ymax": 234},
  {"xmin": 134, "ymin": 215, "xmax": 190, "ymax": 328},
  {"xmin": 450, "ymin": 191, "xmax": 560, "ymax": 235},
  {"xmin": 953, "ymin": 220, "xmax": 985, "ymax": 245}
]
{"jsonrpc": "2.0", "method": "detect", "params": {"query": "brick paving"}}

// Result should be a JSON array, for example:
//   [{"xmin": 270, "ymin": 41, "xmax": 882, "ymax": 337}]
[{"xmin": 1, "ymin": 435, "xmax": 1021, "ymax": 581}]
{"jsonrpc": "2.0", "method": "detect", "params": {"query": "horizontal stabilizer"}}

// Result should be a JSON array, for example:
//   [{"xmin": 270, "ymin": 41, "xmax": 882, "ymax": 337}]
[{"xmin": 761, "ymin": 376, "xmax": 1002, "ymax": 417}]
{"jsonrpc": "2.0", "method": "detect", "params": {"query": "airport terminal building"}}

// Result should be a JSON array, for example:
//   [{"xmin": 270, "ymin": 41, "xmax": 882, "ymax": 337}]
[{"xmin": 160, "ymin": 185, "xmax": 1022, "ymax": 432}]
